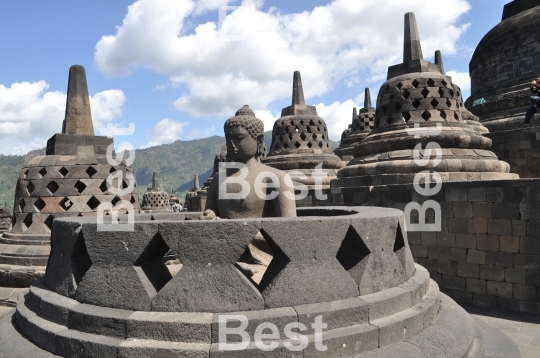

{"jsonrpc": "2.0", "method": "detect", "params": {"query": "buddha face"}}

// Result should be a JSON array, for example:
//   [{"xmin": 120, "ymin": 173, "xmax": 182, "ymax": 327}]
[{"xmin": 225, "ymin": 125, "xmax": 260, "ymax": 163}]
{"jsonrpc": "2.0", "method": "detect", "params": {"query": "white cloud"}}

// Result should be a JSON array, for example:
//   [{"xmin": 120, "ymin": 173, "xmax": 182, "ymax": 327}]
[
  {"xmin": 316, "ymin": 99, "xmax": 360, "ymax": 141},
  {"xmin": 142, "ymin": 118, "xmax": 190, "ymax": 148},
  {"xmin": 0, "ymin": 81, "xmax": 126, "ymax": 155},
  {"xmin": 446, "ymin": 70, "xmax": 471, "ymax": 92},
  {"xmin": 95, "ymin": 0, "xmax": 471, "ymax": 120},
  {"xmin": 253, "ymin": 109, "xmax": 279, "ymax": 132}
]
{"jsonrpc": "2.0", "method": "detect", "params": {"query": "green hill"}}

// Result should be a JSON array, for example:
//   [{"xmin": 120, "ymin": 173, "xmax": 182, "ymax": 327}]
[{"xmin": 0, "ymin": 132, "xmax": 340, "ymax": 210}]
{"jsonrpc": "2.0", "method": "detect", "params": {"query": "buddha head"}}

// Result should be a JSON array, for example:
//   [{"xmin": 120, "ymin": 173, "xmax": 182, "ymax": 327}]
[{"xmin": 224, "ymin": 105, "xmax": 265, "ymax": 163}]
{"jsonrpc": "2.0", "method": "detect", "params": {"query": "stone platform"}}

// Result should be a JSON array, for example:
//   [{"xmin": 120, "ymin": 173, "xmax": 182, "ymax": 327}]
[{"xmin": 0, "ymin": 206, "xmax": 505, "ymax": 357}]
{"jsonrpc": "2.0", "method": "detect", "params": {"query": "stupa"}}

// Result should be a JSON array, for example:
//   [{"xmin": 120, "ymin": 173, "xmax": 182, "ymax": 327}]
[
  {"xmin": 336, "ymin": 13, "xmax": 517, "ymax": 188},
  {"xmin": 263, "ymin": 71, "xmax": 345, "ymax": 190},
  {"xmin": 465, "ymin": 0, "xmax": 540, "ymax": 132},
  {"xmin": 334, "ymin": 88, "xmax": 376, "ymax": 161},
  {"xmin": 141, "ymin": 172, "xmax": 171, "ymax": 212},
  {"xmin": 0, "ymin": 203, "xmax": 11, "ymax": 234},
  {"xmin": 0, "ymin": 65, "xmax": 141, "ymax": 288}
]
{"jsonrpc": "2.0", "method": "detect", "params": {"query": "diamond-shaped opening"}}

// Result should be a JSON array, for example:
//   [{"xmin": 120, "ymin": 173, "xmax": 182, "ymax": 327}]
[
  {"xmin": 322, "ymin": 134, "xmax": 326, "ymax": 140},
  {"xmin": 336, "ymin": 226, "xmax": 371, "ymax": 279},
  {"xmin": 38, "ymin": 168, "xmax": 47, "ymax": 178},
  {"xmin": 109, "ymin": 167, "xmax": 116, "ymax": 174},
  {"xmin": 71, "ymin": 232, "xmax": 92, "ymax": 286},
  {"xmin": 396, "ymin": 82, "xmax": 403, "ymax": 89},
  {"xmin": 403, "ymin": 112, "xmax": 412, "ymax": 122},
  {"xmin": 421, "ymin": 110, "xmax": 432, "ymax": 121},
  {"xmin": 439, "ymin": 110, "xmax": 447, "ymax": 119},
  {"xmin": 394, "ymin": 102, "xmax": 401, "ymax": 112},
  {"xmin": 427, "ymin": 78, "xmax": 435, "ymax": 87},
  {"xmin": 288, "ymin": 133, "xmax": 293, "ymax": 140},
  {"xmin": 421, "ymin": 88, "xmax": 430, "ymax": 98},
  {"xmin": 430, "ymin": 98, "xmax": 439, "ymax": 108},
  {"xmin": 441, "ymin": 80, "xmax": 448, "ymax": 86},
  {"xmin": 312, "ymin": 133, "xmax": 317, "ymax": 140},
  {"xmin": 60, "ymin": 197, "xmax": 73, "ymax": 211},
  {"xmin": 402, "ymin": 89, "xmax": 411, "ymax": 99},
  {"xmin": 412, "ymin": 100, "xmax": 421, "ymax": 109},
  {"xmin": 44, "ymin": 215, "xmax": 54, "ymax": 232},
  {"xmin": 294, "ymin": 141, "xmax": 301, "ymax": 149},
  {"xmin": 449, "ymin": 89, "xmax": 454, "ymax": 96},
  {"xmin": 134, "ymin": 232, "xmax": 175, "ymax": 298},
  {"xmin": 283, "ymin": 143, "xmax": 288, "ymax": 149},
  {"xmin": 59, "ymin": 167, "xmax": 69, "ymax": 177},
  {"xmin": 19, "ymin": 198, "xmax": 26, "ymax": 212},
  {"xmin": 393, "ymin": 225, "xmax": 406, "ymax": 253},
  {"xmin": 285, "ymin": 127, "xmax": 291, "ymax": 134},
  {"xmin": 122, "ymin": 180, "xmax": 130, "ymax": 189},
  {"xmin": 99, "ymin": 180, "xmax": 109, "ymax": 193},
  {"xmin": 86, "ymin": 166, "xmax": 98, "ymax": 178},
  {"xmin": 254, "ymin": 230, "xmax": 290, "ymax": 292},
  {"xmin": 309, "ymin": 120, "xmax": 315, "ymax": 126},
  {"xmin": 446, "ymin": 99, "xmax": 452, "ymax": 108},
  {"xmin": 319, "ymin": 142, "xmax": 324, "ymax": 148},
  {"xmin": 23, "ymin": 213, "xmax": 33, "ymax": 230},
  {"xmin": 27, "ymin": 182, "xmax": 35, "ymax": 195},
  {"xmin": 412, "ymin": 79, "xmax": 420, "ymax": 88},
  {"xmin": 236, "ymin": 231, "xmax": 275, "ymax": 286},
  {"xmin": 307, "ymin": 142, "xmax": 313, "ymax": 148},
  {"xmin": 87, "ymin": 196, "xmax": 101, "ymax": 210},
  {"xmin": 23, "ymin": 170, "xmax": 29, "ymax": 179},
  {"xmin": 34, "ymin": 198, "xmax": 46, "ymax": 211},
  {"xmin": 47, "ymin": 181, "xmax": 59, "ymax": 194},
  {"xmin": 454, "ymin": 112, "xmax": 460, "ymax": 120},
  {"xmin": 111, "ymin": 196, "xmax": 121, "ymax": 206},
  {"xmin": 300, "ymin": 133, "xmax": 307, "ymax": 141},
  {"xmin": 290, "ymin": 120, "xmax": 294, "ymax": 126},
  {"xmin": 75, "ymin": 180, "xmax": 87, "ymax": 194},
  {"xmin": 299, "ymin": 120, "xmax": 304, "ymax": 125}
]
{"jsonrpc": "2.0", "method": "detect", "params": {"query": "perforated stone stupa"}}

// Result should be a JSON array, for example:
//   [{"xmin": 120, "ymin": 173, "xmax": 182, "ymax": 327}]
[
  {"xmin": 141, "ymin": 172, "xmax": 171, "ymax": 213},
  {"xmin": 0, "ymin": 65, "xmax": 140, "ymax": 287},
  {"xmin": 0, "ymin": 204, "xmax": 11, "ymax": 234},
  {"xmin": 336, "ymin": 13, "xmax": 517, "ymax": 188},
  {"xmin": 334, "ymin": 88, "xmax": 376, "ymax": 161},
  {"xmin": 263, "ymin": 71, "xmax": 345, "ymax": 189}
]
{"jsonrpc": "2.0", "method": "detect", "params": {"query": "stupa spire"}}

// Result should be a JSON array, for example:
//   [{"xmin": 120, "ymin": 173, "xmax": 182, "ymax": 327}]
[
  {"xmin": 403, "ymin": 12, "xmax": 423, "ymax": 62},
  {"xmin": 62, "ymin": 65, "xmax": 94, "ymax": 135},
  {"xmin": 352, "ymin": 107, "xmax": 358, "ymax": 119},
  {"xmin": 152, "ymin": 172, "xmax": 158, "ymax": 189},
  {"xmin": 435, "ymin": 50, "xmax": 445, "ymax": 74},
  {"xmin": 364, "ymin": 88, "xmax": 372, "ymax": 110},
  {"xmin": 292, "ymin": 71, "xmax": 306, "ymax": 106},
  {"xmin": 194, "ymin": 174, "xmax": 200, "ymax": 190}
]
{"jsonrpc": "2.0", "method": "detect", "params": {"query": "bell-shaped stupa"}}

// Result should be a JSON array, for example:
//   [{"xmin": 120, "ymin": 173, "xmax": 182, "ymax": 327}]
[
  {"xmin": 0, "ymin": 65, "xmax": 141, "ymax": 287},
  {"xmin": 336, "ymin": 13, "xmax": 517, "ymax": 188},
  {"xmin": 263, "ymin": 71, "xmax": 344, "ymax": 189},
  {"xmin": 141, "ymin": 172, "xmax": 171, "ymax": 212},
  {"xmin": 0, "ymin": 203, "xmax": 11, "ymax": 234},
  {"xmin": 334, "ymin": 88, "xmax": 376, "ymax": 161}
]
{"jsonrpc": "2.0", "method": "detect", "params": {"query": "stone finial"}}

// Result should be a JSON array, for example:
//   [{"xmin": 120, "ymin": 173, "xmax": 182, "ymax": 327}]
[
  {"xmin": 403, "ymin": 13, "xmax": 423, "ymax": 62},
  {"xmin": 352, "ymin": 107, "xmax": 358, "ymax": 120},
  {"xmin": 292, "ymin": 71, "xmax": 306, "ymax": 106},
  {"xmin": 435, "ymin": 50, "xmax": 445, "ymax": 74},
  {"xmin": 364, "ymin": 88, "xmax": 372, "ymax": 110},
  {"xmin": 62, "ymin": 65, "xmax": 94, "ymax": 136},
  {"xmin": 194, "ymin": 174, "xmax": 200, "ymax": 190},
  {"xmin": 152, "ymin": 172, "xmax": 158, "ymax": 189}
]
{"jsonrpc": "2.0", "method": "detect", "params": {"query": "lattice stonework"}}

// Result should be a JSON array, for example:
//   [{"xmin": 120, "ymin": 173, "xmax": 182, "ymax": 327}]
[
  {"xmin": 270, "ymin": 116, "xmax": 331, "ymax": 153},
  {"xmin": 10, "ymin": 162, "xmax": 140, "ymax": 235}
]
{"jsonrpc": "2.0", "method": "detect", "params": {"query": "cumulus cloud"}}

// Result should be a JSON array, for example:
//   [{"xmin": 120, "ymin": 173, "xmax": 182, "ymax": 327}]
[
  {"xmin": 446, "ymin": 70, "xmax": 471, "ymax": 92},
  {"xmin": 95, "ymin": 0, "xmax": 471, "ymax": 120},
  {"xmin": 315, "ymin": 100, "xmax": 360, "ymax": 141},
  {"xmin": 0, "ymin": 81, "xmax": 126, "ymax": 155},
  {"xmin": 142, "ymin": 118, "xmax": 190, "ymax": 148}
]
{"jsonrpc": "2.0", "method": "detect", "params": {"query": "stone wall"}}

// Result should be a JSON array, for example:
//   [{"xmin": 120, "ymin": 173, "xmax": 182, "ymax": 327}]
[
  {"xmin": 486, "ymin": 126, "xmax": 540, "ymax": 178},
  {"xmin": 332, "ymin": 179, "xmax": 540, "ymax": 315}
]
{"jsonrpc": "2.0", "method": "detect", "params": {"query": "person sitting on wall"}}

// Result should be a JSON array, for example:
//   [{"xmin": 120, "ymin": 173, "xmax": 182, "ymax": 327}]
[
  {"xmin": 171, "ymin": 199, "xmax": 182, "ymax": 213},
  {"xmin": 522, "ymin": 76, "xmax": 540, "ymax": 128}
]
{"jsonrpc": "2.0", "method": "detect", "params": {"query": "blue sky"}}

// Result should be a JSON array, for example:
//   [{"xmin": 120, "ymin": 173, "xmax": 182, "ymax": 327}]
[{"xmin": 0, "ymin": 0, "xmax": 510, "ymax": 155}]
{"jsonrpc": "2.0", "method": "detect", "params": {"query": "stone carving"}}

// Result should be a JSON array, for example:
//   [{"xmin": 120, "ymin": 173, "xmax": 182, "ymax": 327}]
[
  {"xmin": 336, "ymin": 13, "xmax": 517, "ymax": 188},
  {"xmin": 466, "ymin": 0, "xmax": 540, "ymax": 131},
  {"xmin": 263, "ymin": 71, "xmax": 345, "ymax": 190},
  {"xmin": 204, "ymin": 105, "xmax": 297, "ymax": 219},
  {"xmin": 334, "ymin": 88, "xmax": 376, "ymax": 161},
  {"xmin": 141, "ymin": 172, "xmax": 171, "ymax": 213},
  {"xmin": 0, "ymin": 65, "xmax": 140, "ymax": 287}
]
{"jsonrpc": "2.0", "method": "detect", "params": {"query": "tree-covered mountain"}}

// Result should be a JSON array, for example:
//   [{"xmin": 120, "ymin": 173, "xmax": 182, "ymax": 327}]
[{"xmin": 0, "ymin": 132, "xmax": 339, "ymax": 210}]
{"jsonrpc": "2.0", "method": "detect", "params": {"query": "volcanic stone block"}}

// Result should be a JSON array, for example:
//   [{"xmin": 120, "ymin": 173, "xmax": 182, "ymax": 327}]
[
  {"xmin": 486, "ymin": 281, "xmax": 513, "ymax": 298},
  {"xmin": 74, "ymin": 222, "xmax": 171, "ymax": 311},
  {"xmin": 473, "ymin": 293, "xmax": 497, "ymax": 309},
  {"xmin": 473, "ymin": 202, "xmax": 492, "ymax": 219},
  {"xmin": 476, "ymin": 235, "xmax": 499, "ymax": 251},
  {"xmin": 294, "ymin": 297, "xmax": 368, "ymax": 335},
  {"xmin": 457, "ymin": 263, "xmax": 479, "ymax": 278},
  {"xmin": 513, "ymin": 254, "xmax": 539, "ymax": 269},
  {"xmin": 467, "ymin": 250, "xmax": 486, "ymax": 265},
  {"xmin": 466, "ymin": 278, "xmax": 486, "ymax": 295},
  {"xmin": 302, "ymin": 323, "xmax": 379, "ymax": 357},
  {"xmin": 127, "ymin": 311, "xmax": 212, "ymax": 343},
  {"xmin": 153, "ymin": 220, "xmax": 265, "ymax": 312},
  {"xmin": 487, "ymin": 187, "xmax": 503, "ymax": 202},
  {"xmin": 468, "ymin": 218, "xmax": 488, "ymax": 234},
  {"xmin": 500, "ymin": 236, "xmax": 520, "ymax": 253},
  {"xmin": 68, "ymin": 303, "xmax": 131, "ymax": 338},
  {"xmin": 441, "ymin": 275, "xmax": 466, "ymax": 291},
  {"xmin": 488, "ymin": 219, "xmax": 513, "ymax": 236},
  {"xmin": 257, "ymin": 216, "xmax": 360, "ymax": 308},
  {"xmin": 505, "ymin": 268, "xmax": 526, "ymax": 284},
  {"xmin": 55, "ymin": 328, "xmax": 121, "ymax": 358},
  {"xmin": 29, "ymin": 283, "xmax": 80, "ymax": 326},
  {"xmin": 486, "ymin": 252, "xmax": 514, "ymax": 268},
  {"xmin": 513, "ymin": 284, "xmax": 537, "ymax": 301},
  {"xmin": 456, "ymin": 234, "xmax": 476, "ymax": 249}
]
